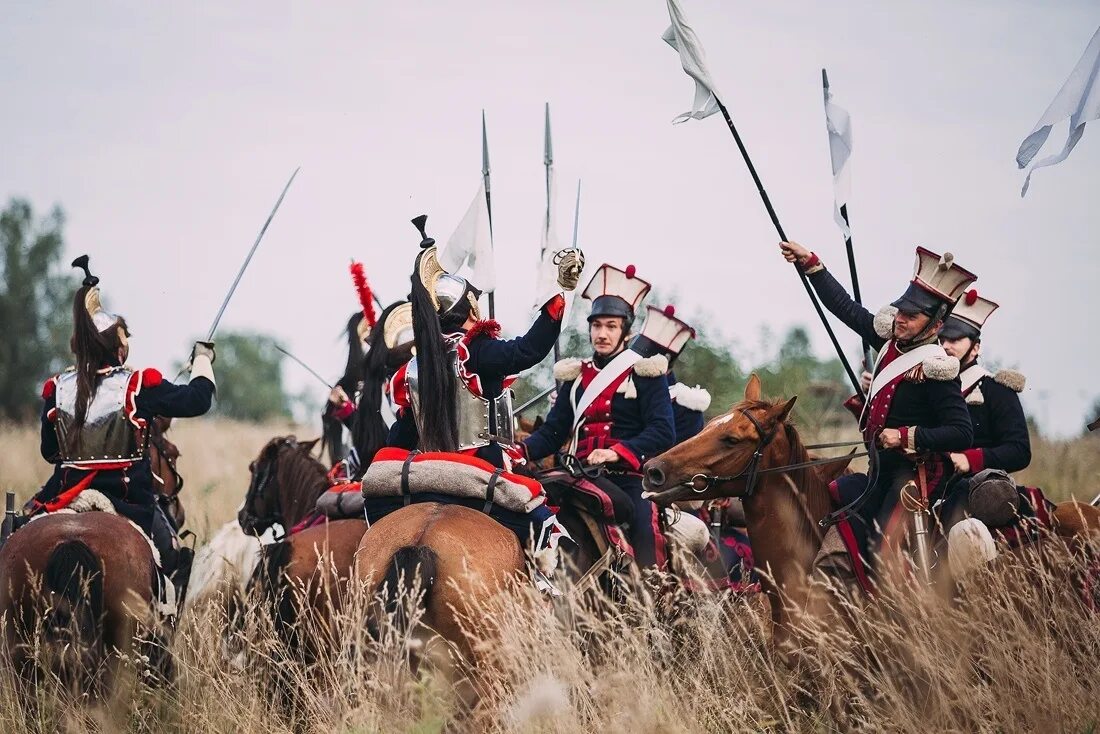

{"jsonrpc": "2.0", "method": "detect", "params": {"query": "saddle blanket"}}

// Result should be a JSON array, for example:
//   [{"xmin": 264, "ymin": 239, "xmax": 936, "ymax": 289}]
[{"xmin": 360, "ymin": 448, "xmax": 547, "ymax": 515}]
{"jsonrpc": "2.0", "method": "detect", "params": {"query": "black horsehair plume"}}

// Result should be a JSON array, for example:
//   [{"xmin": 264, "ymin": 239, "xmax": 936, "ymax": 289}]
[
  {"xmin": 71, "ymin": 255, "xmax": 99, "ymax": 287},
  {"xmin": 411, "ymin": 215, "xmax": 435, "ymax": 248}
]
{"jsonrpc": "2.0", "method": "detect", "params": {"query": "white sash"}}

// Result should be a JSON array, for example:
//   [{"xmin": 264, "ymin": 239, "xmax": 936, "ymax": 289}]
[
  {"xmin": 570, "ymin": 349, "xmax": 643, "ymax": 434},
  {"xmin": 959, "ymin": 364, "xmax": 990, "ymax": 395},
  {"xmin": 866, "ymin": 342, "xmax": 945, "ymax": 403}
]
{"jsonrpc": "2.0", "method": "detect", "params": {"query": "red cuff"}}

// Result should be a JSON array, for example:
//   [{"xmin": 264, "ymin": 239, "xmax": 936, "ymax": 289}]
[
  {"xmin": 610, "ymin": 442, "xmax": 641, "ymax": 471},
  {"xmin": 800, "ymin": 252, "xmax": 824, "ymax": 274},
  {"xmin": 543, "ymin": 293, "xmax": 566, "ymax": 322},
  {"xmin": 962, "ymin": 448, "xmax": 985, "ymax": 473},
  {"xmin": 333, "ymin": 401, "xmax": 356, "ymax": 421}
]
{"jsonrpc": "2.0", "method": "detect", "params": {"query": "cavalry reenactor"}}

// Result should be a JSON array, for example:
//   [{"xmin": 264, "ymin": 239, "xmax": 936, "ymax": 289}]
[
  {"xmin": 387, "ymin": 216, "xmax": 584, "ymax": 469},
  {"xmin": 522, "ymin": 264, "xmax": 676, "ymax": 569},
  {"xmin": 631, "ymin": 304, "xmax": 712, "ymax": 444},
  {"xmin": 936, "ymin": 290, "xmax": 1033, "ymax": 534},
  {"xmin": 28, "ymin": 256, "xmax": 216, "ymax": 600},
  {"xmin": 780, "ymin": 241, "xmax": 975, "ymax": 585}
]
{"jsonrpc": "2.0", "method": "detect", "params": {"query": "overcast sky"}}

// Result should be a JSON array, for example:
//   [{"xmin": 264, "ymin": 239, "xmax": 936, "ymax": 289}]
[{"xmin": 2, "ymin": 1, "xmax": 1097, "ymax": 435}]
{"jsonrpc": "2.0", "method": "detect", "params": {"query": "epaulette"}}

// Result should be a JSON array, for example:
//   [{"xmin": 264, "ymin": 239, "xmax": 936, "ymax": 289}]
[
  {"xmin": 462, "ymin": 319, "xmax": 502, "ymax": 344},
  {"xmin": 873, "ymin": 306, "xmax": 898, "ymax": 339},
  {"xmin": 633, "ymin": 354, "xmax": 669, "ymax": 378},
  {"xmin": 41, "ymin": 376, "xmax": 57, "ymax": 400},
  {"xmin": 921, "ymin": 354, "xmax": 960, "ymax": 381},
  {"xmin": 993, "ymin": 368, "xmax": 1025, "ymax": 393},
  {"xmin": 670, "ymin": 382, "xmax": 711, "ymax": 412},
  {"xmin": 141, "ymin": 368, "xmax": 164, "ymax": 388},
  {"xmin": 553, "ymin": 358, "xmax": 582, "ymax": 382}
]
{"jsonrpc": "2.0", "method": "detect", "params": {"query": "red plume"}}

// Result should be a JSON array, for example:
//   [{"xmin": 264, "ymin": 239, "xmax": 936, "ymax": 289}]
[{"xmin": 349, "ymin": 261, "xmax": 378, "ymax": 328}]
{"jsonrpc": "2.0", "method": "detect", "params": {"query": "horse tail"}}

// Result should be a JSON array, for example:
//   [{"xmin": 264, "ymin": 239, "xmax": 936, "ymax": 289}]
[
  {"xmin": 43, "ymin": 540, "xmax": 104, "ymax": 646},
  {"xmin": 380, "ymin": 545, "xmax": 438, "ymax": 635}
]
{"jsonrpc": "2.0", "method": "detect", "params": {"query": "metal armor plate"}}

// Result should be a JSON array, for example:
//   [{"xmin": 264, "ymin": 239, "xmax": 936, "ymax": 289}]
[
  {"xmin": 405, "ymin": 353, "xmax": 516, "ymax": 452},
  {"xmin": 54, "ymin": 368, "xmax": 146, "ymax": 464}
]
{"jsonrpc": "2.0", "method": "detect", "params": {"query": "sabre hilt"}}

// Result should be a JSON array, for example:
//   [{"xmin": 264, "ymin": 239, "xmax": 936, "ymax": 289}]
[
  {"xmin": 411, "ymin": 215, "xmax": 435, "ymax": 248},
  {"xmin": 1, "ymin": 491, "xmax": 16, "ymax": 544},
  {"xmin": 71, "ymin": 255, "xmax": 99, "ymax": 287}
]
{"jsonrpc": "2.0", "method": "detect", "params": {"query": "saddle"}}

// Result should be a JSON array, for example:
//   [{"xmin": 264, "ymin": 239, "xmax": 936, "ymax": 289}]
[{"xmin": 539, "ymin": 469, "xmax": 633, "ymax": 526}]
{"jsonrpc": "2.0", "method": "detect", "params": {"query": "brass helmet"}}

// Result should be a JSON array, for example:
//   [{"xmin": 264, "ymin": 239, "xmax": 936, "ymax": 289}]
[{"xmin": 412, "ymin": 215, "xmax": 481, "ymax": 323}]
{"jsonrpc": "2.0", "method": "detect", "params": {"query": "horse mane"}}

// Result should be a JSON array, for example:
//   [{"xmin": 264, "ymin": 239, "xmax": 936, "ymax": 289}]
[{"xmin": 272, "ymin": 437, "xmax": 330, "ymax": 524}]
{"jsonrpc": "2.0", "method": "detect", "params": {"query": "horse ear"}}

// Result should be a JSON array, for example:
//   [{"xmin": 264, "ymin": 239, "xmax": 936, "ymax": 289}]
[
  {"xmin": 299, "ymin": 438, "xmax": 321, "ymax": 455},
  {"xmin": 744, "ymin": 373, "xmax": 762, "ymax": 402},
  {"xmin": 772, "ymin": 396, "xmax": 797, "ymax": 423}
]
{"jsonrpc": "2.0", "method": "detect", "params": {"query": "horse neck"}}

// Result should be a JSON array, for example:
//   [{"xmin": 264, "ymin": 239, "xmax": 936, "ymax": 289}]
[
  {"xmin": 742, "ymin": 429, "xmax": 834, "ymax": 622},
  {"xmin": 277, "ymin": 450, "xmax": 330, "ymax": 528}
]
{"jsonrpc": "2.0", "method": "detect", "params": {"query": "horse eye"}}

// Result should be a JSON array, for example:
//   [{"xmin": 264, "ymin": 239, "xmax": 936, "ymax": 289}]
[{"xmin": 721, "ymin": 435, "xmax": 739, "ymax": 447}]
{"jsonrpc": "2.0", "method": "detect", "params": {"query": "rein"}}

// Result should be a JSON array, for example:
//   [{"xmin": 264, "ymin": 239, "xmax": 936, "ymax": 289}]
[
  {"xmin": 242, "ymin": 438, "xmax": 295, "ymax": 533},
  {"xmin": 682, "ymin": 409, "xmax": 867, "ymax": 496}
]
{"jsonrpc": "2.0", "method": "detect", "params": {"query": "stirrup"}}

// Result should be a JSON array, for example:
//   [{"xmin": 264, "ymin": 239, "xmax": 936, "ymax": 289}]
[{"xmin": 531, "ymin": 568, "xmax": 563, "ymax": 598}]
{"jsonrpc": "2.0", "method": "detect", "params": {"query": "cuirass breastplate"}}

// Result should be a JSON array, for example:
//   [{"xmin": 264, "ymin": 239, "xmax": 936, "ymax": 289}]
[{"xmin": 406, "ymin": 352, "xmax": 515, "ymax": 451}]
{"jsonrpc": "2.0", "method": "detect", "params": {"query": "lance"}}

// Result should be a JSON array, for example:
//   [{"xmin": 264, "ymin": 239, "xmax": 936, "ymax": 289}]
[
  {"xmin": 482, "ymin": 110, "xmax": 496, "ymax": 319},
  {"xmin": 571, "ymin": 179, "xmax": 582, "ymax": 250},
  {"xmin": 823, "ymin": 69, "xmax": 874, "ymax": 383},
  {"xmin": 543, "ymin": 103, "xmax": 561, "ymax": 365},
  {"xmin": 275, "ymin": 345, "xmax": 333, "ymax": 389},
  {"xmin": 712, "ymin": 97, "xmax": 862, "ymax": 395}
]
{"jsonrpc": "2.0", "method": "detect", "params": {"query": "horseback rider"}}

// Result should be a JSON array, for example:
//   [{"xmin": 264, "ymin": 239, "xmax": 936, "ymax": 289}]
[
  {"xmin": 387, "ymin": 216, "xmax": 584, "ymax": 469},
  {"xmin": 780, "ymin": 241, "xmax": 974, "ymax": 586},
  {"xmin": 631, "ymin": 304, "xmax": 712, "ymax": 444},
  {"xmin": 935, "ymin": 290, "xmax": 1033, "ymax": 533},
  {"xmin": 29, "ymin": 256, "xmax": 215, "ymax": 598},
  {"xmin": 522, "ymin": 264, "xmax": 676, "ymax": 569}
]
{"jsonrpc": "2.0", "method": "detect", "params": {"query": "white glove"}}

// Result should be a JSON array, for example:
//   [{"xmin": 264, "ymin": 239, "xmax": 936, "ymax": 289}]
[{"xmin": 188, "ymin": 340, "xmax": 216, "ymax": 387}]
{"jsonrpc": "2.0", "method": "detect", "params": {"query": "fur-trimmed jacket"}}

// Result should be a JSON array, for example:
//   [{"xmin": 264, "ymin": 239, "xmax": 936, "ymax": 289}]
[
  {"xmin": 522, "ymin": 352, "xmax": 675, "ymax": 472},
  {"xmin": 806, "ymin": 265, "xmax": 973, "ymax": 455},
  {"xmin": 667, "ymin": 371, "xmax": 711, "ymax": 444},
  {"xmin": 959, "ymin": 365, "xmax": 1031, "ymax": 474}
]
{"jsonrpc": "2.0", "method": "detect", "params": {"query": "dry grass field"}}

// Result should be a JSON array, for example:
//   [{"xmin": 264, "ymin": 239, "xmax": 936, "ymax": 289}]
[{"xmin": 1, "ymin": 418, "xmax": 1100, "ymax": 732}]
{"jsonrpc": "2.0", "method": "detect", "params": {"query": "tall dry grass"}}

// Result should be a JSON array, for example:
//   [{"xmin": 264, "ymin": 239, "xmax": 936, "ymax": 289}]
[
  {"xmin": 2, "ymin": 420, "xmax": 1100, "ymax": 731},
  {"xmin": 3, "ymin": 540, "xmax": 1100, "ymax": 733}
]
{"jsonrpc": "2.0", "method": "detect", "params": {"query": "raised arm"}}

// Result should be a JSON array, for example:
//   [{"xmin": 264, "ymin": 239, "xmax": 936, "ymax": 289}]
[{"xmin": 466, "ymin": 295, "xmax": 564, "ymax": 378}]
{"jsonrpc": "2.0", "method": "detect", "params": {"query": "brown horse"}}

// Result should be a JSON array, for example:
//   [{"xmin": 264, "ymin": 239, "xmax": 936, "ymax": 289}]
[
  {"xmin": 641, "ymin": 375, "xmax": 853, "ymax": 639},
  {"xmin": 355, "ymin": 501, "xmax": 527, "ymax": 697},
  {"xmin": 240, "ymin": 436, "xmax": 367, "ymax": 660},
  {"xmin": 148, "ymin": 416, "xmax": 186, "ymax": 529},
  {"xmin": 0, "ymin": 512, "xmax": 162, "ymax": 698}
]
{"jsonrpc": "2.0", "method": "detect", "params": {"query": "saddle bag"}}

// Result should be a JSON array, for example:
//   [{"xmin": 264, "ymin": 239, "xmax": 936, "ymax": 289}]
[{"xmin": 360, "ymin": 448, "xmax": 546, "ymax": 514}]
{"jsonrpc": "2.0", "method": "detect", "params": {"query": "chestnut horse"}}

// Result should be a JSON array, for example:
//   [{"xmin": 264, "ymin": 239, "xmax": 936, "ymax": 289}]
[
  {"xmin": 0, "ymin": 512, "xmax": 163, "ymax": 697},
  {"xmin": 240, "ymin": 436, "xmax": 367, "ymax": 660},
  {"xmin": 643, "ymin": 375, "xmax": 1100, "ymax": 638},
  {"xmin": 642, "ymin": 375, "xmax": 853, "ymax": 640},
  {"xmin": 355, "ymin": 501, "xmax": 527, "ymax": 697}
]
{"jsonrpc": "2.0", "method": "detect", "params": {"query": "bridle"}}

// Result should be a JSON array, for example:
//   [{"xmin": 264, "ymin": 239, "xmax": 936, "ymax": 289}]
[
  {"xmin": 242, "ymin": 437, "xmax": 296, "ymax": 533},
  {"xmin": 681, "ymin": 409, "xmax": 867, "ymax": 499}
]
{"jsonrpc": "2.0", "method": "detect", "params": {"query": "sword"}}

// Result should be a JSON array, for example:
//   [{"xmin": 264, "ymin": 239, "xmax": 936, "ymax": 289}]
[
  {"xmin": 204, "ymin": 167, "xmax": 300, "ymax": 341},
  {"xmin": 514, "ymin": 385, "xmax": 556, "ymax": 416},
  {"xmin": 901, "ymin": 479, "xmax": 933, "ymax": 585},
  {"xmin": 275, "ymin": 345, "xmax": 333, "ymax": 389}
]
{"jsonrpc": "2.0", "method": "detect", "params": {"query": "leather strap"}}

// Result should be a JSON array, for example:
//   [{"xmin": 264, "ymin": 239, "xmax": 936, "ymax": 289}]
[
  {"xmin": 400, "ymin": 451, "xmax": 418, "ymax": 506},
  {"xmin": 483, "ymin": 469, "xmax": 502, "ymax": 514}
]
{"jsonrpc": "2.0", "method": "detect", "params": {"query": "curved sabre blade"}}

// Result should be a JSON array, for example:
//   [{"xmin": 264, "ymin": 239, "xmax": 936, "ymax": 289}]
[{"xmin": 205, "ymin": 167, "xmax": 301, "ymax": 341}]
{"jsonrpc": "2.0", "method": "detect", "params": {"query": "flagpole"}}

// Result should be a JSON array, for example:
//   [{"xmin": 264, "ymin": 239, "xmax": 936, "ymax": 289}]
[
  {"xmin": 823, "ymin": 69, "xmax": 872, "ymax": 381},
  {"xmin": 713, "ymin": 98, "xmax": 862, "ymax": 395},
  {"xmin": 543, "ymin": 103, "xmax": 560, "ymax": 364},
  {"xmin": 482, "ymin": 110, "xmax": 496, "ymax": 319}
]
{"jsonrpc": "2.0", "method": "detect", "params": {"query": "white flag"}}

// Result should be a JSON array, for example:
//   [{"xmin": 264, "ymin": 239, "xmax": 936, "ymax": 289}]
[
  {"xmin": 823, "ymin": 73, "xmax": 853, "ymax": 240},
  {"xmin": 662, "ymin": 0, "xmax": 722, "ymax": 123},
  {"xmin": 439, "ymin": 181, "xmax": 495, "ymax": 292},
  {"xmin": 533, "ymin": 167, "xmax": 562, "ymax": 309},
  {"xmin": 1016, "ymin": 26, "xmax": 1100, "ymax": 196}
]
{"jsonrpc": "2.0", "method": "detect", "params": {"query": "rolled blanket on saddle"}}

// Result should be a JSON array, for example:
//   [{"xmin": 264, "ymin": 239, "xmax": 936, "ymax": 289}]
[
  {"xmin": 357, "ymin": 448, "xmax": 547, "ymax": 515},
  {"xmin": 315, "ymin": 481, "xmax": 365, "ymax": 519}
]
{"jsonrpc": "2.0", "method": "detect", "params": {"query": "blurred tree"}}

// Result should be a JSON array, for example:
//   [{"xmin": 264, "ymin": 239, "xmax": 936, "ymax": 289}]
[
  {"xmin": 197, "ymin": 332, "xmax": 292, "ymax": 422},
  {"xmin": 0, "ymin": 199, "xmax": 76, "ymax": 421}
]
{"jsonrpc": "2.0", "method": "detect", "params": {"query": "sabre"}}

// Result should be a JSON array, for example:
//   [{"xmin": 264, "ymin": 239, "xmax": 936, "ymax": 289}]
[
  {"xmin": 204, "ymin": 167, "xmax": 300, "ymax": 341},
  {"xmin": 482, "ymin": 111, "xmax": 496, "ymax": 319},
  {"xmin": 275, "ymin": 345, "xmax": 333, "ymax": 390},
  {"xmin": 514, "ymin": 385, "xmax": 556, "ymax": 416}
]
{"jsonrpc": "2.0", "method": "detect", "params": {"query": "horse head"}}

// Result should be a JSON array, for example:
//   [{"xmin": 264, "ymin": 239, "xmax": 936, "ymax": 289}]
[
  {"xmin": 239, "ymin": 436, "xmax": 323, "ymax": 536},
  {"xmin": 148, "ymin": 417, "xmax": 186, "ymax": 527},
  {"xmin": 643, "ymin": 374, "xmax": 798, "ymax": 505}
]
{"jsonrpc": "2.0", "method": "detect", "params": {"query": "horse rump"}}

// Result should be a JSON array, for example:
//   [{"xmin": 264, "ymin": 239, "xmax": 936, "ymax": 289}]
[{"xmin": 377, "ymin": 545, "xmax": 438, "ymax": 636}]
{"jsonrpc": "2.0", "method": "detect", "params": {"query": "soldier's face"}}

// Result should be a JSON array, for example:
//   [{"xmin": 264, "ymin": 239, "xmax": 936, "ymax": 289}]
[
  {"xmin": 893, "ymin": 310, "xmax": 932, "ymax": 341},
  {"xmin": 940, "ymin": 335, "xmax": 979, "ymax": 362},
  {"xmin": 590, "ymin": 317, "xmax": 626, "ymax": 357}
]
